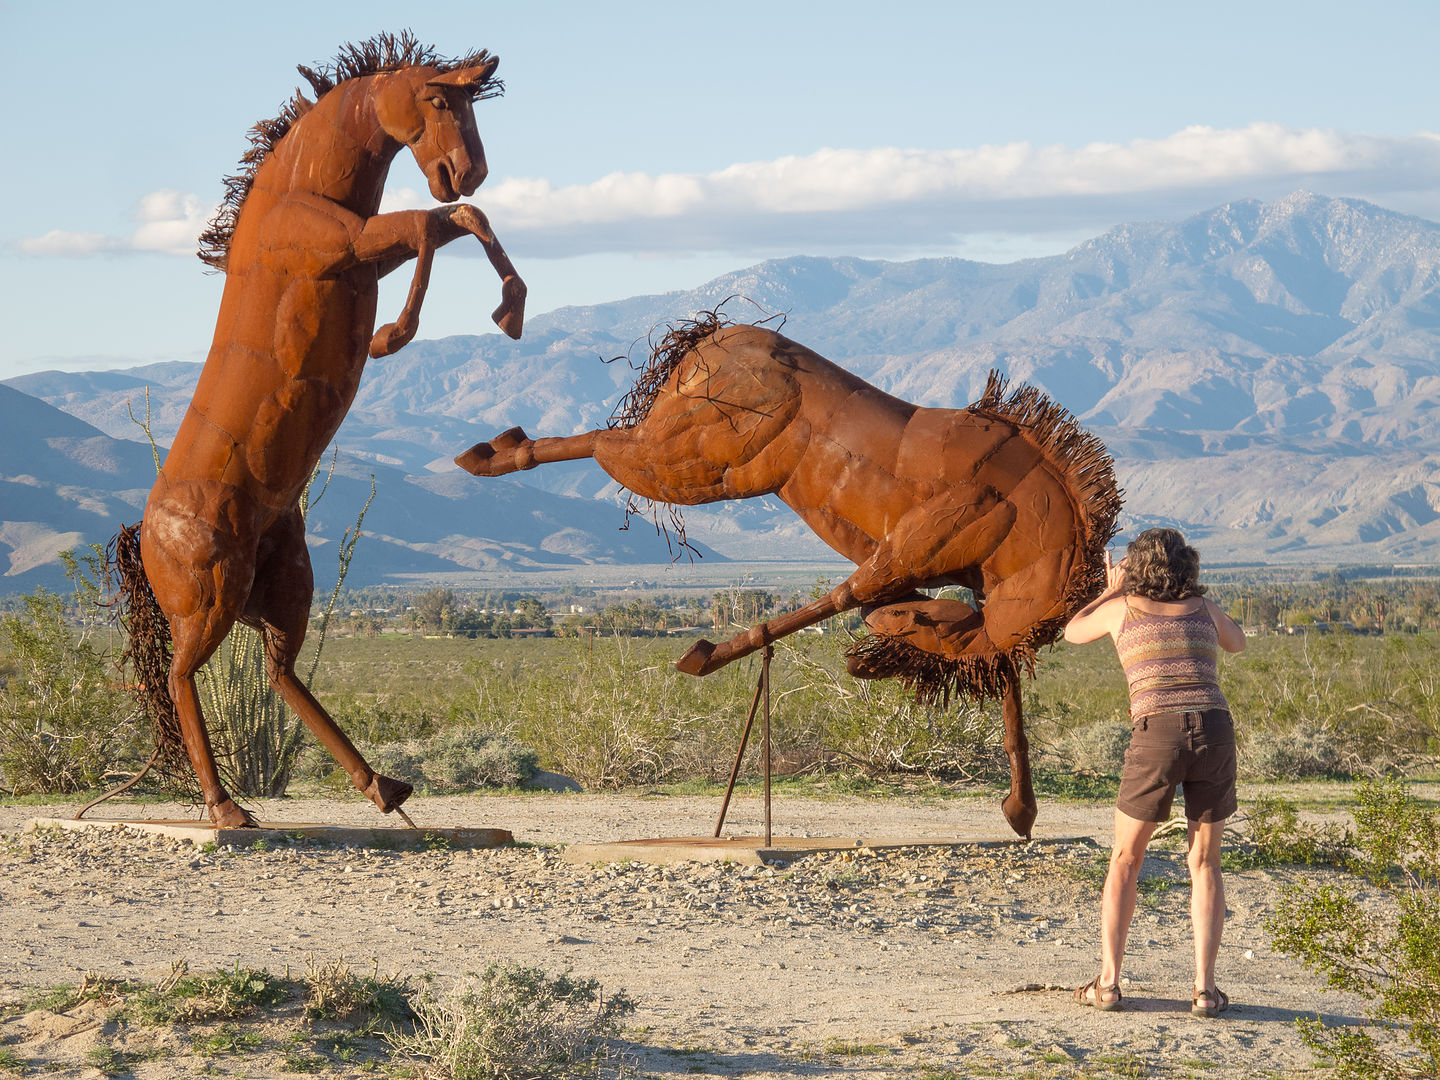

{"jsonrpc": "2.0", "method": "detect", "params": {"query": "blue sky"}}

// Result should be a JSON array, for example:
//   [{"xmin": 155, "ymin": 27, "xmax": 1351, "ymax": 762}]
[{"xmin": 2, "ymin": 0, "xmax": 1438, "ymax": 379}]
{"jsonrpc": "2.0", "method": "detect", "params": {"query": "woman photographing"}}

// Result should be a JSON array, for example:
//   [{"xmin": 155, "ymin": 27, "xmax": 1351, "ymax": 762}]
[{"xmin": 1063, "ymin": 528, "xmax": 1246, "ymax": 1017}]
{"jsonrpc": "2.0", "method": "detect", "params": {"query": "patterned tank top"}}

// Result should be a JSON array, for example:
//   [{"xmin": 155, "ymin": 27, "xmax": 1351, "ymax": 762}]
[{"xmin": 1115, "ymin": 600, "xmax": 1228, "ymax": 719}]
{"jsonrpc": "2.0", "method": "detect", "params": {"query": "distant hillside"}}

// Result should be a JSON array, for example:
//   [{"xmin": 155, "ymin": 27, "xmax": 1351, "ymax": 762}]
[
  {"xmin": 0, "ymin": 385, "xmax": 721, "ymax": 593},
  {"xmin": 8, "ymin": 190, "xmax": 1440, "ymax": 576}
]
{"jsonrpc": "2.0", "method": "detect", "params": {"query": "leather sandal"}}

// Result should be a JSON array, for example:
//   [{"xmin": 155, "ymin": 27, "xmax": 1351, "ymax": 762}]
[
  {"xmin": 1191, "ymin": 986, "xmax": 1229, "ymax": 1017},
  {"xmin": 1075, "ymin": 976, "xmax": 1123, "ymax": 1011}
]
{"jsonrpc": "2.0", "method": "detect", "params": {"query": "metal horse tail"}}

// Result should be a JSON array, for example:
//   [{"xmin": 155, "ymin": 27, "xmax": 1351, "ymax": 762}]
[{"xmin": 107, "ymin": 524, "xmax": 189, "ymax": 781}]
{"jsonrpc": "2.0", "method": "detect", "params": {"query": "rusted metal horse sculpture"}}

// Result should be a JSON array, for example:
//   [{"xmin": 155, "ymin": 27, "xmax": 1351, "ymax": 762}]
[
  {"xmin": 113, "ymin": 34, "xmax": 526, "ymax": 827},
  {"xmin": 457, "ymin": 320, "xmax": 1121, "ymax": 836}
]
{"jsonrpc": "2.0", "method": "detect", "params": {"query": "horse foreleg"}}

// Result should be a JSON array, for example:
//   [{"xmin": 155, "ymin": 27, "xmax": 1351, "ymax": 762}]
[
  {"xmin": 999, "ymin": 674, "xmax": 1037, "ymax": 839},
  {"xmin": 369, "ymin": 232, "xmax": 435, "ymax": 359},
  {"xmin": 455, "ymin": 428, "xmax": 600, "ymax": 477},
  {"xmin": 678, "ymin": 487, "xmax": 1016, "ymax": 677},
  {"xmin": 439, "ymin": 204, "xmax": 526, "ymax": 339}
]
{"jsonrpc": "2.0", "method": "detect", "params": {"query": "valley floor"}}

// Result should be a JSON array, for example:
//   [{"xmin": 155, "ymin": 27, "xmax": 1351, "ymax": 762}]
[{"xmin": 0, "ymin": 789, "xmax": 1397, "ymax": 1077}]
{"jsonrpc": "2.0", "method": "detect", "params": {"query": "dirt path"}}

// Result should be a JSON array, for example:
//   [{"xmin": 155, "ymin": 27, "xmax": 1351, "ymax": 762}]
[{"xmin": 0, "ymin": 790, "xmax": 1367, "ymax": 1078}]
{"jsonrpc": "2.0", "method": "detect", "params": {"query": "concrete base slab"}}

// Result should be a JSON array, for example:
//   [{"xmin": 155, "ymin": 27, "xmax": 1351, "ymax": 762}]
[
  {"xmin": 24, "ymin": 817, "xmax": 513, "ymax": 850},
  {"xmin": 563, "ymin": 834, "xmax": 1095, "ymax": 866}
]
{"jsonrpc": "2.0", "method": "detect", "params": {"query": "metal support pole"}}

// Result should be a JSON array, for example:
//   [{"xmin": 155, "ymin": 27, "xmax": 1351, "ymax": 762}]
[
  {"xmin": 761, "ymin": 644, "xmax": 773, "ymax": 846},
  {"xmin": 713, "ymin": 661, "xmax": 767, "ymax": 838}
]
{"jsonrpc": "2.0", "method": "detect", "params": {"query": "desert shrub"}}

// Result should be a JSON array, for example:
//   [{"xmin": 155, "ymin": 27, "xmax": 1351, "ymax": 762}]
[
  {"xmin": 508, "ymin": 639, "xmax": 751, "ymax": 789},
  {"xmin": 390, "ymin": 964, "xmax": 634, "ymax": 1080},
  {"xmin": 1266, "ymin": 779, "xmax": 1439, "ymax": 1079},
  {"xmin": 303, "ymin": 957, "xmax": 412, "ymax": 1026},
  {"xmin": 779, "ymin": 637, "xmax": 1006, "ymax": 781},
  {"xmin": 0, "ymin": 581, "xmax": 135, "ymax": 795},
  {"xmin": 1225, "ymin": 794, "xmax": 1354, "ymax": 870},
  {"xmin": 1051, "ymin": 719, "xmax": 1132, "ymax": 777},
  {"xmin": 124, "ymin": 962, "xmax": 290, "ymax": 1025},
  {"xmin": 1224, "ymin": 635, "xmax": 1439, "ymax": 776},
  {"xmin": 361, "ymin": 730, "xmax": 538, "ymax": 793},
  {"xmin": 1241, "ymin": 726, "xmax": 1348, "ymax": 780}
]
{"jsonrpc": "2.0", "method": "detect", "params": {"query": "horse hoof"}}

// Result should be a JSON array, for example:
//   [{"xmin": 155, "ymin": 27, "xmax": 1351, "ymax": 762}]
[
  {"xmin": 491, "ymin": 426, "xmax": 528, "ymax": 450},
  {"xmin": 210, "ymin": 799, "xmax": 257, "ymax": 828},
  {"xmin": 368, "ymin": 320, "xmax": 415, "ymax": 359},
  {"xmin": 365, "ymin": 774, "xmax": 414, "ymax": 814},
  {"xmin": 675, "ymin": 639, "xmax": 718, "ymax": 676},
  {"xmin": 845, "ymin": 651, "xmax": 884, "ymax": 680},
  {"xmin": 455, "ymin": 443, "xmax": 498, "ymax": 474},
  {"xmin": 455, "ymin": 428, "xmax": 530, "ymax": 476},
  {"xmin": 1001, "ymin": 793, "xmax": 1037, "ymax": 839}
]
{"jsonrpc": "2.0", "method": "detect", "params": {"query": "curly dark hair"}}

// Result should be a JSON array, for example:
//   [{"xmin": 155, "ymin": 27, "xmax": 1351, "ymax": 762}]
[{"xmin": 1123, "ymin": 528, "xmax": 1206, "ymax": 601}]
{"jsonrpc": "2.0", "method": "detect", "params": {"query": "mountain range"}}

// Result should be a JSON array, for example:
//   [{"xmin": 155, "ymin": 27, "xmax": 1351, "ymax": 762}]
[{"xmin": 5, "ymin": 190, "xmax": 1440, "ymax": 592}]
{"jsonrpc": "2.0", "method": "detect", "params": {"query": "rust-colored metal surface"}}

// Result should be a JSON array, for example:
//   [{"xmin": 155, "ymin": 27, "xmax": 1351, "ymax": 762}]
[
  {"xmin": 111, "ymin": 33, "xmax": 525, "ymax": 828},
  {"xmin": 458, "ymin": 320, "xmax": 1121, "ymax": 837}
]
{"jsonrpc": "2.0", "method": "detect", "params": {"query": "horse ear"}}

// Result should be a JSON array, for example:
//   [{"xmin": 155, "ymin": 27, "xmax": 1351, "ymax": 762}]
[{"xmin": 427, "ymin": 56, "xmax": 500, "ymax": 95}]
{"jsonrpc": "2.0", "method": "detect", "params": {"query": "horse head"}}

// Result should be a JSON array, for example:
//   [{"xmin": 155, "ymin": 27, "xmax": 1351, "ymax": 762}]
[{"xmin": 373, "ymin": 56, "xmax": 500, "ymax": 201}]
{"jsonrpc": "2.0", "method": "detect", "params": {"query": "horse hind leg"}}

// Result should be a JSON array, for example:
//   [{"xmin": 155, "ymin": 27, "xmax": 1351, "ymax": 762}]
[
  {"xmin": 455, "ymin": 428, "xmax": 600, "ymax": 477},
  {"xmin": 141, "ymin": 517, "xmax": 258, "ymax": 827},
  {"xmin": 246, "ymin": 511, "xmax": 413, "ymax": 815}
]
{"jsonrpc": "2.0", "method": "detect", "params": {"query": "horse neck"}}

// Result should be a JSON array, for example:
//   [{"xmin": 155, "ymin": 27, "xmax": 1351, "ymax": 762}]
[{"xmin": 269, "ymin": 79, "xmax": 397, "ymax": 214}]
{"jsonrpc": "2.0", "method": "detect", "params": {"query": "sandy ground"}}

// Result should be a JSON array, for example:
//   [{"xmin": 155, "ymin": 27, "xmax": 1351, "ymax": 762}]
[{"xmin": 0, "ymin": 789, "xmax": 1376, "ymax": 1078}]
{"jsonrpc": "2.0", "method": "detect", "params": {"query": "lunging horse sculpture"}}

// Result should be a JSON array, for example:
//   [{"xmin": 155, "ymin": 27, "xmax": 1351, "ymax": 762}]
[
  {"xmin": 113, "ymin": 33, "xmax": 526, "ymax": 826},
  {"xmin": 457, "ymin": 319, "xmax": 1121, "ymax": 836}
]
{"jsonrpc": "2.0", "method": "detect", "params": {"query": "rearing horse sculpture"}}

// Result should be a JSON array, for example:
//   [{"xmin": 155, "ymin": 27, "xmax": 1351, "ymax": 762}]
[
  {"xmin": 114, "ymin": 33, "xmax": 525, "ymax": 827},
  {"xmin": 457, "ymin": 319, "xmax": 1121, "ymax": 837}
]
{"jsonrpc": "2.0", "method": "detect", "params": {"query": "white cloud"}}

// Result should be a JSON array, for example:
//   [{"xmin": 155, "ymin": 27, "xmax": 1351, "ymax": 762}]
[
  {"xmin": 130, "ymin": 190, "xmax": 211, "ymax": 254},
  {"xmin": 473, "ymin": 124, "xmax": 1440, "ymax": 256},
  {"xmin": 19, "ymin": 125, "xmax": 1440, "ymax": 262},
  {"xmin": 19, "ymin": 189, "xmax": 212, "ymax": 258},
  {"xmin": 19, "ymin": 230, "xmax": 116, "ymax": 256}
]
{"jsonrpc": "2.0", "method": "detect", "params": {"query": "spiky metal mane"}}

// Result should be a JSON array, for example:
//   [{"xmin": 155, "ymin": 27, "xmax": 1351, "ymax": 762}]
[
  {"xmin": 970, "ymin": 370, "xmax": 1123, "ymax": 623},
  {"xmin": 197, "ymin": 31, "xmax": 502, "ymax": 272}
]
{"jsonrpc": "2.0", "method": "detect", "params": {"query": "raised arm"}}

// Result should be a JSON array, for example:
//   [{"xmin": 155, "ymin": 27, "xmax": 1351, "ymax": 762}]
[
  {"xmin": 1204, "ymin": 598, "xmax": 1247, "ymax": 653},
  {"xmin": 1063, "ymin": 552, "xmax": 1127, "ymax": 644}
]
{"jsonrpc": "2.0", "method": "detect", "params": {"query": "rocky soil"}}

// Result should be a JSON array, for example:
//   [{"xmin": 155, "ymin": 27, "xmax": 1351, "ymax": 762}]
[{"xmin": 0, "ymin": 789, "xmax": 1376, "ymax": 1078}]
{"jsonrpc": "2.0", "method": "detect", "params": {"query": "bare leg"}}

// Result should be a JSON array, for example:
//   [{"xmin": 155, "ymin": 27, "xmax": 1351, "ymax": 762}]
[
  {"xmin": 1087, "ymin": 808, "xmax": 1157, "ymax": 1003},
  {"xmin": 1188, "ymin": 818, "xmax": 1226, "ymax": 1006}
]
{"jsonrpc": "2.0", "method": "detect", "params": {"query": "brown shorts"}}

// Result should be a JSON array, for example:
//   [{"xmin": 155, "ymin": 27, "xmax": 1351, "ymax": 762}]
[{"xmin": 1117, "ymin": 709, "xmax": 1237, "ymax": 823}]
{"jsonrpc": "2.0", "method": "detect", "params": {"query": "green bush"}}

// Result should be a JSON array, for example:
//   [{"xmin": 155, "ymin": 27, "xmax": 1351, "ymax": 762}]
[
  {"xmin": 361, "ymin": 730, "xmax": 539, "ymax": 793},
  {"xmin": 1241, "ymin": 726, "xmax": 1347, "ymax": 780},
  {"xmin": 1267, "ymin": 779, "xmax": 1440, "ymax": 1079},
  {"xmin": 1226, "ymin": 794, "xmax": 1353, "ymax": 870},
  {"xmin": 1225, "ymin": 635, "xmax": 1439, "ymax": 777},
  {"xmin": 1051, "ymin": 719, "xmax": 1132, "ymax": 777},
  {"xmin": 0, "ymin": 585, "xmax": 135, "ymax": 794},
  {"xmin": 390, "ymin": 964, "xmax": 634, "ymax": 1080},
  {"xmin": 781, "ymin": 637, "xmax": 1006, "ymax": 781}
]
